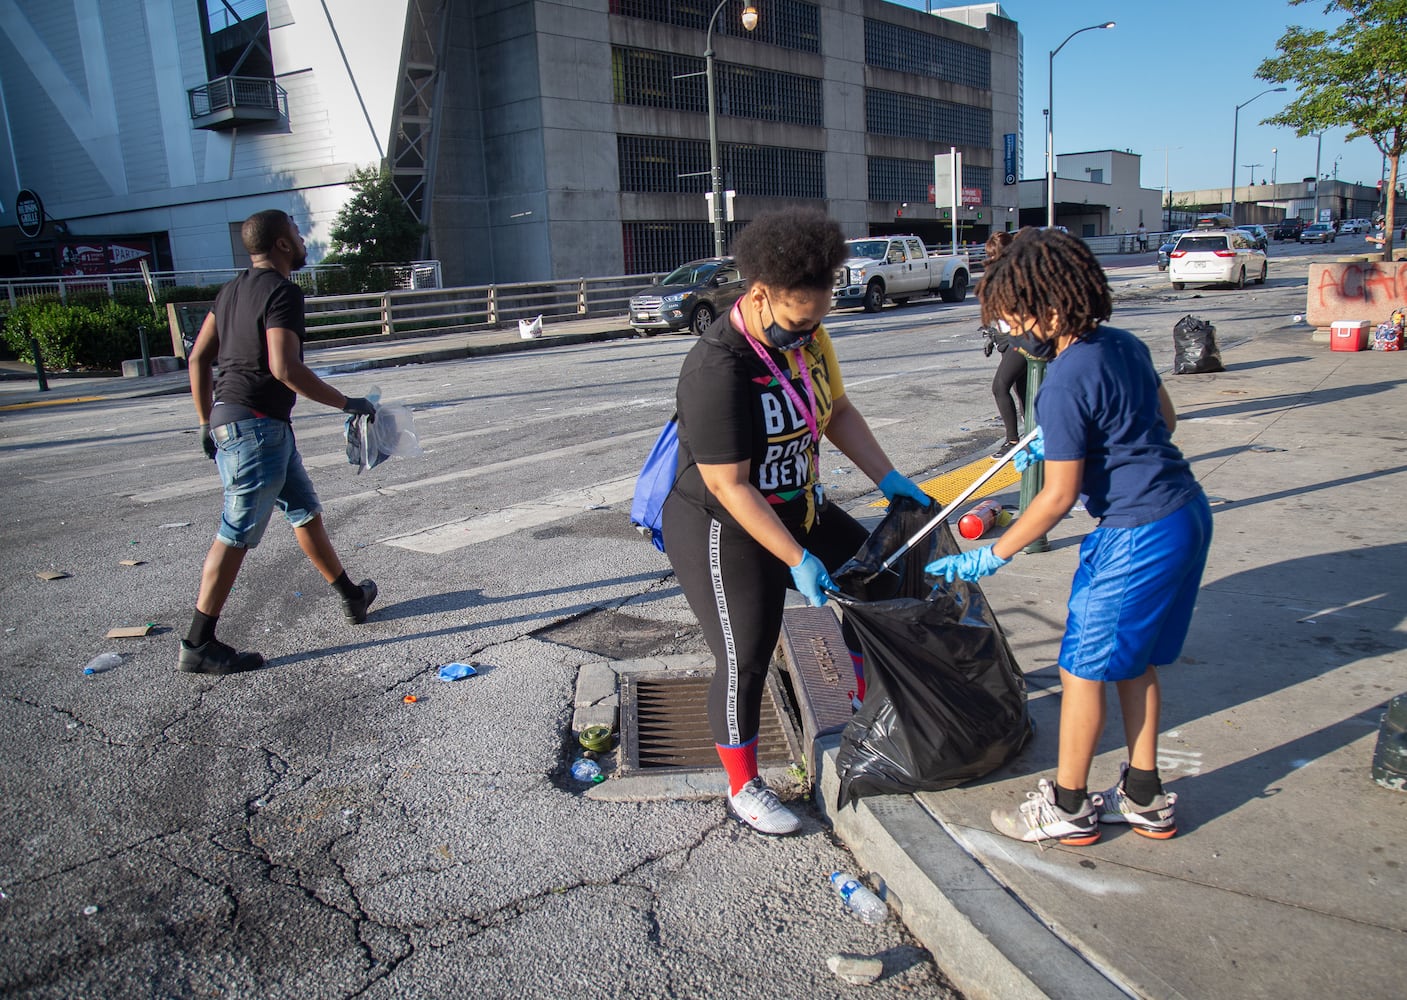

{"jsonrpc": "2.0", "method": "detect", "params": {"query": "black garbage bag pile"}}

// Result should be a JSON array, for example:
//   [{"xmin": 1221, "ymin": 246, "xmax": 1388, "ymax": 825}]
[
  {"xmin": 831, "ymin": 497, "xmax": 1033, "ymax": 807},
  {"xmin": 1173, "ymin": 314, "xmax": 1225, "ymax": 374}
]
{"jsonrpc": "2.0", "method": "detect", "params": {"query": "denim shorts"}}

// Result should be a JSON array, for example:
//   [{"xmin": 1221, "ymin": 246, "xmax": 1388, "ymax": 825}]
[
  {"xmin": 212, "ymin": 418, "xmax": 322, "ymax": 548},
  {"xmin": 1059, "ymin": 492, "xmax": 1213, "ymax": 682}
]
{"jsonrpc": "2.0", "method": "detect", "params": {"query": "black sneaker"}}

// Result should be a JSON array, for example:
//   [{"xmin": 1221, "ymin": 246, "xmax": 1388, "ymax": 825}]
[
  {"xmin": 991, "ymin": 441, "xmax": 1020, "ymax": 461},
  {"xmin": 177, "ymin": 639, "xmax": 264, "ymax": 675},
  {"xmin": 342, "ymin": 579, "xmax": 378, "ymax": 623}
]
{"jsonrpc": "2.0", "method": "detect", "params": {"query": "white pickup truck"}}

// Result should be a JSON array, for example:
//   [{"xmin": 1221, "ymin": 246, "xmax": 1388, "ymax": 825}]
[{"xmin": 832, "ymin": 235, "xmax": 971, "ymax": 312}]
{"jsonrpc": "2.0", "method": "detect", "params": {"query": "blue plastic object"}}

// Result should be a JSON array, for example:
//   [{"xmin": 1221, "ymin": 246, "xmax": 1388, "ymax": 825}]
[{"xmin": 438, "ymin": 662, "xmax": 478, "ymax": 681}]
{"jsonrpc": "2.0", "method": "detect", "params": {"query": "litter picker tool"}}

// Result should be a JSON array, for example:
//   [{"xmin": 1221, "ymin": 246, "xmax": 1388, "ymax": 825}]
[{"xmin": 869, "ymin": 425, "xmax": 1041, "ymax": 581}]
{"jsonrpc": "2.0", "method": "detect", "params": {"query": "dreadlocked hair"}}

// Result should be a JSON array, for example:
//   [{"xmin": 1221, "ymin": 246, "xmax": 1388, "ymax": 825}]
[
  {"xmin": 976, "ymin": 228, "xmax": 1112, "ymax": 340},
  {"xmin": 731, "ymin": 208, "xmax": 847, "ymax": 292}
]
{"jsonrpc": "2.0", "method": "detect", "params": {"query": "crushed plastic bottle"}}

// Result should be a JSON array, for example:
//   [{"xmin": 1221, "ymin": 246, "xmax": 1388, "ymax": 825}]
[
  {"xmin": 829, "ymin": 871, "xmax": 888, "ymax": 924},
  {"xmin": 82, "ymin": 653, "xmax": 122, "ymax": 676},
  {"xmin": 570, "ymin": 758, "xmax": 604, "ymax": 783}
]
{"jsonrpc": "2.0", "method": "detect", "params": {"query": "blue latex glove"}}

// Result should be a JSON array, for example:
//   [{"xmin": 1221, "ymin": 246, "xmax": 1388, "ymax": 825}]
[
  {"xmin": 789, "ymin": 550, "xmax": 836, "ymax": 607},
  {"xmin": 1011, "ymin": 428, "xmax": 1045, "ymax": 473},
  {"xmin": 878, "ymin": 469, "xmax": 932, "ymax": 507},
  {"xmin": 925, "ymin": 545, "xmax": 1010, "ymax": 583}
]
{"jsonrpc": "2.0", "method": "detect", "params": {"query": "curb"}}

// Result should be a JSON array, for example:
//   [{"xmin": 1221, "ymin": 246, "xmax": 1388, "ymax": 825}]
[{"xmin": 813, "ymin": 737, "xmax": 1130, "ymax": 1000}]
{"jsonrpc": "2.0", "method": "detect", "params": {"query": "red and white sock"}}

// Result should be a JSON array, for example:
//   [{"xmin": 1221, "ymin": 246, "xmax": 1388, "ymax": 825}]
[
  {"xmin": 850, "ymin": 651, "xmax": 866, "ymax": 703},
  {"xmin": 716, "ymin": 735, "xmax": 759, "ymax": 795}
]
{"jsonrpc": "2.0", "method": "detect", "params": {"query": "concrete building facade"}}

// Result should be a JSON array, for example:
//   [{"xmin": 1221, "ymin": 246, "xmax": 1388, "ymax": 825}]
[
  {"xmin": 1016, "ymin": 148, "xmax": 1163, "ymax": 237},
  {"xmin": 0, "ymin": 0, "xmax": 1024, "ymax": 286}
]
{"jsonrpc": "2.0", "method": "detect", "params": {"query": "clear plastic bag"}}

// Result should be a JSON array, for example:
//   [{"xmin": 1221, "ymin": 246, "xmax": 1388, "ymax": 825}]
[{"xmin": 344, "ymin": 388, "xmax": 424, "ymax": 473}]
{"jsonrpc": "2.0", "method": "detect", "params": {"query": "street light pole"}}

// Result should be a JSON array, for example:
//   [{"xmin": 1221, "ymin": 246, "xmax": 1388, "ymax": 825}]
[
  {"xmin": 1313, "ymin": 131, "xmax": 1323, "ymax": 223},
  {"xmin": 1271, "ymin": 147, "xmax": 1278, "ymax": 185},
  {"xmin": 1046, "ymin": 20, "xmax": 1115, "ymax": 228},
  {"xmin": 1229, "ymin": 86, "xmax": 1285, "ymax": 226},
  {"xmin": 705, "ymin": 1, "xmax": 758, "ymax": 259}
]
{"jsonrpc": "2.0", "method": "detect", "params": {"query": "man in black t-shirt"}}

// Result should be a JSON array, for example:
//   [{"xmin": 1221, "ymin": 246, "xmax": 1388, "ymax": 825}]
[{"xmin": 178, "ymin": 209, "xmax": 379, "ymax": 675}]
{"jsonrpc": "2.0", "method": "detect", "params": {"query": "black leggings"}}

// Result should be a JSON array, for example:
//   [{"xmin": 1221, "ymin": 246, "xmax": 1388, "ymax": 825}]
[
  {"xmin": 992, "ymin": 348, "xmax": 1029, "ymax": 443},
  {"xmin": 663, "ymin": 493, "xmax": 868, "ymax": 745}
]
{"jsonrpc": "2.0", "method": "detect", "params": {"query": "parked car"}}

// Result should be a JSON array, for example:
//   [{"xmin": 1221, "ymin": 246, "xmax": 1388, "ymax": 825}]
[
  {"xmin": 628, "ymin": 257, "xmax": 745, "ymax": 336},
  {"xmin": 1273, "ymin": 217, "xmax": 1305, "ymax": 241},
  {"xmin": 832, "ymin": 235, "xmax": 970, "ymax": 312},
  {"xmin": 1299, "ymin": 223, "xmax": 1337, "ymax": 245},
  {"xmin": 1340, "ymin": 218, "xmax": 1370, "ymax": 234},
  {"xmin": 1157, "ymin": 230, "xmax": 1189, "ymax": 271},
  {"xmin": 1236, "ymin": 224, "xmax": 1270, "ymax": 251},
  {"xmin": 1168, "ymin": 229, "xmax": 1267, "ymax": 290}
]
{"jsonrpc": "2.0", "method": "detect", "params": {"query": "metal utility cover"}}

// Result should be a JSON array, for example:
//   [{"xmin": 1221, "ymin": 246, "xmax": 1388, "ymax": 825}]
[
  {"xmin": 776, "ymin": 606, "xmax": 857, "ymax": 754},
  {"xmin": 618, "ymin": 669, "xmax": 800, "ymax": 774}
]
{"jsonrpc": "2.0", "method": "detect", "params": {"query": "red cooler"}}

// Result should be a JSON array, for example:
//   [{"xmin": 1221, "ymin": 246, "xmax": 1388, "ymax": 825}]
[{"xmin": 1331, "ymin": 320, "xmax": 1370, "ymax": 352}]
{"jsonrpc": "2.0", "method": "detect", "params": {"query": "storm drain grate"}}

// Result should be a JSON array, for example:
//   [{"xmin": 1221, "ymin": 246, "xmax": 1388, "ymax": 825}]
[{"xmin": 619, "ymin": 670, "xmax": 800, "ymax": 773}]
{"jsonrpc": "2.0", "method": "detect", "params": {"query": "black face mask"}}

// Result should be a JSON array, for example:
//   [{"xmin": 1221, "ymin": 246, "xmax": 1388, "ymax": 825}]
[
  {"xmin": 1008, "ymin": 328, "xmax": 1058, "ymax": 361},
  {"xmin": 761, "ymin": 293, "xmax": 820, "ymax": 351}
]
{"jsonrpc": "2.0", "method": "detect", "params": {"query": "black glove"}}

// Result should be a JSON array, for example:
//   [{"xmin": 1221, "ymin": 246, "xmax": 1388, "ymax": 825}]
[
  {"xmin": 199, "ymin": 423, "xmax": 217, "ymax": 461},
  {"xmin": 342, "ymin": 396, "xmax": 377, "ymax": 422}
]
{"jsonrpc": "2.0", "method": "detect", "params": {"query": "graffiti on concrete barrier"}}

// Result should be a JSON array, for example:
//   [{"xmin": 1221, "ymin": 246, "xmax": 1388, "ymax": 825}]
[{"xmin": 1306, "ymin": 261, "xmax": 1407, "ymax": 329}]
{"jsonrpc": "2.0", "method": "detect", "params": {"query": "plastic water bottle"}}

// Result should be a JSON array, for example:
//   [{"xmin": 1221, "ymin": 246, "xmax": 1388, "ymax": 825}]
[
  {"xmin": 82, "ymin": 653, "xmax": 122, "ymax": 676},
  {"xmin": 570, "ymin": 758, "xmax": 603, "ymax": 783},
  {"xmin": 829, "ymin": 871, "xmax": 888, "ymax": 924}
]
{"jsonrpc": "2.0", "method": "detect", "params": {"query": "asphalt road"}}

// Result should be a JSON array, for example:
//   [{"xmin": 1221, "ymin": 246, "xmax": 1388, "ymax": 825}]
[{"xmin": 0, "ymin": 241, "xmax": 1335, "ymax": 998}]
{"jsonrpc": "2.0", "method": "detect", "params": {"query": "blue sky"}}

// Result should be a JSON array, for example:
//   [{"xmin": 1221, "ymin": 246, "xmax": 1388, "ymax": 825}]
[{"xmin": 897, "ymin": 1, "xmax": 1387, "ymax": 196}]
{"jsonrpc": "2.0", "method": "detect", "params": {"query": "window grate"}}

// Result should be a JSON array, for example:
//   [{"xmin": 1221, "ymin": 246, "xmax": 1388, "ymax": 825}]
[{"xmin": 864, "ymin": 18, "xmax": 990, "ymax": 88}]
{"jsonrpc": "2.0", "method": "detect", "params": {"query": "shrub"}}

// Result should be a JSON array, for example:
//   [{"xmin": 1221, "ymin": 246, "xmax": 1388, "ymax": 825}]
[{"xmin": 1, "ymin": 298, "xmax": 154, "ymax": 370}]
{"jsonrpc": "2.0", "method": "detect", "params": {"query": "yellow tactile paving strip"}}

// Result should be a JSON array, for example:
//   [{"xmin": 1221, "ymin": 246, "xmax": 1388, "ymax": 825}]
[{"xmin": 870, "ymin": 454, "xmax": 1022, "ymax": 508}]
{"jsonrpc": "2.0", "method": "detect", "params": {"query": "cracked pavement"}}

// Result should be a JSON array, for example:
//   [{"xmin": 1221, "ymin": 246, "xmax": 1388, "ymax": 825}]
[{"xmin": 0, "ymin": 330, "xmax": 959, "ymax": 998}]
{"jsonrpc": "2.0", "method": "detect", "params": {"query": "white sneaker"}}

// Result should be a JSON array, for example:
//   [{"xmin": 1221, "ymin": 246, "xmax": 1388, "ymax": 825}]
[
  {"xmin": 727, "ymin": 778, "xmax": 801, "ymax": 835},
  {"xmin": 990, "ymin": 778, "xmax": 1101, "ymax": 846}
]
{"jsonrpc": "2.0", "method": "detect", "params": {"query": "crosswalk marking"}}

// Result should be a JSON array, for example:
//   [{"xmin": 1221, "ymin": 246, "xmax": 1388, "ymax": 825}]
[{"xmin": 381, "ymin": 477, "xmax": 637, "ymax": 553}]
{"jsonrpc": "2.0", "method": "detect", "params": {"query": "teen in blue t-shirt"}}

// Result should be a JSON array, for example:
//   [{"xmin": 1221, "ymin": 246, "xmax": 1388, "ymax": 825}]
[{"xmin": 927, "ymin": 229, "xmax": 1212, "ymax": 847}]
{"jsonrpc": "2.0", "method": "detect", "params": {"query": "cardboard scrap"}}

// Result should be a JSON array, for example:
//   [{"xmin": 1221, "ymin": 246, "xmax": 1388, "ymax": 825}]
[
  {"xmin": 106, "ymin": 625, "xmax": 155, "ymax": 638},
  {"xmin": 119, "ymin": 560, "xmax": 145, "ymax": 567},
  {"xmin": 36, "ymin": 570, "xmax": 70, "ymax": 581}
]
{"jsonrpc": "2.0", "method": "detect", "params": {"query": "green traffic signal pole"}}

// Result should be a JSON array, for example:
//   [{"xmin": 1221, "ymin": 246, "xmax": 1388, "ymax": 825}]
[{"xmin": 1018, "ymin": 358, "xmax": 1050, "ymax": 553}]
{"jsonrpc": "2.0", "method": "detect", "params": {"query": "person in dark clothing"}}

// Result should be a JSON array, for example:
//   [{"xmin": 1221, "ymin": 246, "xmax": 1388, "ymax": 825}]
[
  {"xmin": 179, "ymin": 209, "xmax": 379, "ymax": 675},
  {"xmin": 662, "ymin": 209, "xmax": 930, "ymax": 834},
  {"xmin": 980, "ymin": 231, "xmax": 1027, "ymax": 458}
]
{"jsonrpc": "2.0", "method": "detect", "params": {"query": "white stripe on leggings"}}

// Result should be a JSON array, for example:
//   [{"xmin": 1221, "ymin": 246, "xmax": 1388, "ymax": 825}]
[{"xmin": 708, "ymin": 518, "xmax": 742, "ymax": 744}]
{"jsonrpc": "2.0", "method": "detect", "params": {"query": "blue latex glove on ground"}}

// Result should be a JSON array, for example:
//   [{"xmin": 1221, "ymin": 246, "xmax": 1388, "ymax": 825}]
[
  {"xmin": 879, "ymin": 469, "xmax": 932, "ymax": 507},
  {"xmin": 925, "ymin": 545, "xmax": 1010, "ymax": 583},
  {"xmin": 1011, "ymin": 428, "xmax": 1045, "ymax": 473},
  {"xmin": 789, "ymin": 550, "xmax": 836, "ymax": 607}
]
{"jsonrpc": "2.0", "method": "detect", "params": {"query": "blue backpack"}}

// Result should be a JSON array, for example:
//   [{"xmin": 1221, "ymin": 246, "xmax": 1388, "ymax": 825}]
[{"xmin": 630, "ymin": 417, "xmax": 680, "ymax": 553}]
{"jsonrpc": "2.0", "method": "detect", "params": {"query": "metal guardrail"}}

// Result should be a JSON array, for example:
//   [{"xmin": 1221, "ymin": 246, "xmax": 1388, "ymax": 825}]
[
  {"xmin": 0, "ymin": 262, "xmax": 443, "ymax": 308},
  {"xmin": 301, "ymin": 272, "xmax": 667, "ymax": 340}
]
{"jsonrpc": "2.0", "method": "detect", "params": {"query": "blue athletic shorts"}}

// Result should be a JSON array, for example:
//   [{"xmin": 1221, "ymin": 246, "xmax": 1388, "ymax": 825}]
[
  {"xmin": 1060, "ymin": 493, "xmax": 1213, "ymax": 682},
  {"xmin": 211, "ymin": 417, "xmax": 322, "ymax": 549}
]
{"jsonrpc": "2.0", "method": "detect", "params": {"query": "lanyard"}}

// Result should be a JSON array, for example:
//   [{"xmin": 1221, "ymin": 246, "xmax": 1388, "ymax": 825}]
[{"xmin": 731, "ymin": 300, "xmax": 820, "ymax": 443}]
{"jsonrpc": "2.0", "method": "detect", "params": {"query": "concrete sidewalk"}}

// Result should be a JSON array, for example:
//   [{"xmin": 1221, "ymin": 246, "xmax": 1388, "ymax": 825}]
[
  {"xmin": 816, "ymin": 327, "xmax": 1406, "ymax": 999},
  {"xmin": 0, "ymin": 313, "xmax": 642, "ymax": 409}
]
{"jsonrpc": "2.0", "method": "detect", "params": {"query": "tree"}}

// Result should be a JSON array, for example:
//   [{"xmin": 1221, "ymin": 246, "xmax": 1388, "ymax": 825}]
[
  {"xmin": 1256, "ymin": 0, "xmax": 1407, "ymax": 257},
  {"xmin": 328, "ymin": 165, "xmax": 426, "ymax": 265}
]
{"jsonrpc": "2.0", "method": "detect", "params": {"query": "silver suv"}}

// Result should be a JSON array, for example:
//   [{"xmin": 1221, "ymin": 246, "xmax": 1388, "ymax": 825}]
[{"xmin": 1169, "ymin": 229, "xmax": 1267, "ymax": 291}]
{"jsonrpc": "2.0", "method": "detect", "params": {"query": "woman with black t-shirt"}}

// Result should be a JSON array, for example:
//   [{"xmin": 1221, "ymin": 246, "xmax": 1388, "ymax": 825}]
[{"xmin": 662, "ymin": 210, "xmax": 930, "ymax": 835}]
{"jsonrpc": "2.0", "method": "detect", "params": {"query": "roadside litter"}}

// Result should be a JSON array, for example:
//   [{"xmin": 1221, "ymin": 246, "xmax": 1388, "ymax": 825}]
[
  {"xmin": 570, "ymin": 758, "xmax": 604, "ymax": 783},
  {"xmin": 826, "ymin": 955, "xmax": 884, "ymax": 985},
  {"xmin": 518, "ymin": 314, "xmax": 543, "ymax": 340},
  {"xmin": 578, "ymin": 724, "xmax": 615, "ymax": 753},
  {"xmin": 829, "ymin": 872, "xmax": 888, "ymax": 924},
  {"xmin": 437, "ymin": 662, "xmax": 478, "ymax": 681},
  {"xmin": 83, "ymin": 653, "xmax": 122, "ymax": 676}
]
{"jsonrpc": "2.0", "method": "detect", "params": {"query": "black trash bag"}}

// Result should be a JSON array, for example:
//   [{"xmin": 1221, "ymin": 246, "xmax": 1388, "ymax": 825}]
[
  {"xmin": 1173, "ymin": 314, "xmax": 1225, "ymax": 374},
  {"xmin": 830, "ymin": 497, "xmax": 1033, "ymax": 807}
]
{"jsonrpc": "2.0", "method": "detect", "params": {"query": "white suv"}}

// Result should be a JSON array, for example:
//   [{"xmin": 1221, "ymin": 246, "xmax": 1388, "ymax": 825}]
[{"xmin": 1169, "ymin": 229, "xmax": 1267, "ymax": 290}]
